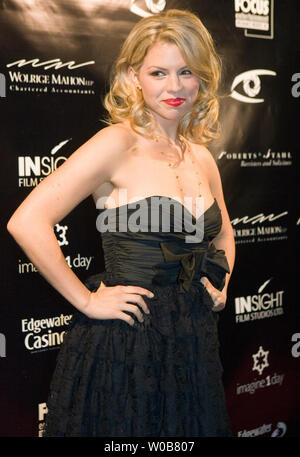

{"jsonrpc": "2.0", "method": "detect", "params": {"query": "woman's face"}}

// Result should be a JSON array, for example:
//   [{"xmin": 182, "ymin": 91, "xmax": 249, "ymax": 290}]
[{"xmin": 134, "ymin": 41, "xmax": 200, "ymax": 124}]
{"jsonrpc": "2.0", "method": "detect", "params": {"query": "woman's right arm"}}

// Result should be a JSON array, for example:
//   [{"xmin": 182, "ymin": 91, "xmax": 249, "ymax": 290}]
[{"xmin": 7, "ymin": 125, "xmax": 152, "ymax": 323}]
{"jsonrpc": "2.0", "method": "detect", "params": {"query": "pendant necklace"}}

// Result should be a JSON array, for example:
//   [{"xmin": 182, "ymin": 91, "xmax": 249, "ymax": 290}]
[{"xmin": 153, "ymin": 133, "xmax": 202, "ymax": 199}]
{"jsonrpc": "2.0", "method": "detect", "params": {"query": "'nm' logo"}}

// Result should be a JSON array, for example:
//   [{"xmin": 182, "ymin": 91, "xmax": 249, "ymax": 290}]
[{"xmin": 0, "ymin": 73, "xmax": 6, "ymax": 97}]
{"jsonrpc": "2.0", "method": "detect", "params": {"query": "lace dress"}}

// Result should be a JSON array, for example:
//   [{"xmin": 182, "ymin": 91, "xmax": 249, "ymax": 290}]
[{"xmin": 44, "ymin": 196, "xmax": 232, "ymax": 437}]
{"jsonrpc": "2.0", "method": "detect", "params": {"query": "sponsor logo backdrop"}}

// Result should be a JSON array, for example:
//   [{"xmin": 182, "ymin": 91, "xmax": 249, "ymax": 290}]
[{"xmin": 1, "ymin": 0, "xmax": 299, "ymax": 437}]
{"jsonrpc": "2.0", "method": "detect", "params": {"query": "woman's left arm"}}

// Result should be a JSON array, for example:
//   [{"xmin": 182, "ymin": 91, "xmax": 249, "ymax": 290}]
[{"xmin": 203, "ymin": 146, "xmax": 236, "ymax": 296}]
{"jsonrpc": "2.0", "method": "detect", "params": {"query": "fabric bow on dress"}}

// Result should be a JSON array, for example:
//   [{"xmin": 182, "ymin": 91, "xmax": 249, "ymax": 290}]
[{"xmin": 152, "ymin": 242, "xmax": 230, "ymax": 292}]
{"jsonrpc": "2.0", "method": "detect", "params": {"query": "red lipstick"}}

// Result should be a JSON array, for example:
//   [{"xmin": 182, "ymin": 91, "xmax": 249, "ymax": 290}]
[{"xmin": 163, "ymin": 98, "xmax": 185, "ymax": 107}]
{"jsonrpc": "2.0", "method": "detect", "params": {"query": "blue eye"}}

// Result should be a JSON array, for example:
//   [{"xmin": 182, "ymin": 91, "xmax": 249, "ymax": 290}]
[
  {"xmin": 150, "ymin": 69, "xmax": 192, "ymax": 77},
  {"xmin": 181, "ymin": 69, "xmax": 192, "ymax": 75},
  {"xmin": 150, "ymin": 71, "xmax": 165, "ymax": 77}
]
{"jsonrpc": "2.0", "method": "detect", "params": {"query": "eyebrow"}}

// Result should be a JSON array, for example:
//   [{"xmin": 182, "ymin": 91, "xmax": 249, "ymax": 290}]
[{"xmin": 147, "ymin": 65, "xmax": 189, "ymax": 71}]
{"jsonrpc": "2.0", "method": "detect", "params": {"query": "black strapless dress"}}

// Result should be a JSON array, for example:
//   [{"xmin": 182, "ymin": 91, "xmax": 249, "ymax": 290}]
[{"xmin": 44, "ymin": 196, "xmax": 232, "ymax": 437}]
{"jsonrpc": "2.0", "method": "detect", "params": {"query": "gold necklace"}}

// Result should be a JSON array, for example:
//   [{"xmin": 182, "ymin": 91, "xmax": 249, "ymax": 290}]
[{"xmin": 153, "ymin": 134, "xmax": 202, "ymax": 198}]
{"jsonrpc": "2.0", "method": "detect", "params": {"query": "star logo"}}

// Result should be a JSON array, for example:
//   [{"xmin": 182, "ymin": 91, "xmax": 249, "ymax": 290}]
[{"xmin": 252, "ymin": 346, "xmax": 269, "ymax": 375}]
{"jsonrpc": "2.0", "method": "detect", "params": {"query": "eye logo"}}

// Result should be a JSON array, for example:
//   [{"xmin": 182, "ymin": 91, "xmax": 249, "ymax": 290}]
[
  {"xmin": 271, "ymin": 422, "xmax": 287, "ymax": 437},
  {"xmin": 230, "ymin": 69, "xmax": 276, "ymax": 103},
  {"xmin": 130, "ymin": 0, "xmax": 166, "ymax": 18}
]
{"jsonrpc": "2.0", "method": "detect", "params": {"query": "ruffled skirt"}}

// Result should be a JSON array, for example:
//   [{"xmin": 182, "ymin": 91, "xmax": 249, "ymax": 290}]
[{"xmin": 43, "ymin": 272, "xmax": 231, "ymax": 437}]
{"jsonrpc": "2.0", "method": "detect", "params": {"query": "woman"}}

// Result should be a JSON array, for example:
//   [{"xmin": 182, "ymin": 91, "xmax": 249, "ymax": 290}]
[{"xmin": 7, "ymin": 9, "xmax": 235, "ymax": 437}]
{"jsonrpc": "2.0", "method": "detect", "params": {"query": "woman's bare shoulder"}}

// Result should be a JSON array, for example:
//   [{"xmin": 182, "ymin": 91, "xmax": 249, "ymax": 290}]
[
  {"xmin": 87, "ymin": 124, "xmax": 132, "ymax": 155},
  {"xmin": 190, "ymin": 142, "xmax": 215, "ymax": 163},
  {"xmin": 71, "ymin": 122, "xmax": 137, "ymax": 177},
  {"xmin": 190, "ymin": 142, "xmax": 220, "ymax": 181},
  {"xmin": 91, "ymin": 123, "xmax": 136, "ymax": 155},
  {"xmin": 191, "ymin": 141, "xmax": 209, "ymax": 153}
]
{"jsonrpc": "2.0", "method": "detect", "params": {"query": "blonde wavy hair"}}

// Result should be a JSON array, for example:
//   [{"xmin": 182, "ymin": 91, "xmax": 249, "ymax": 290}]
[{"xmin": 103, "ymin": 9, "xmax": 222, "ymax": 144}]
